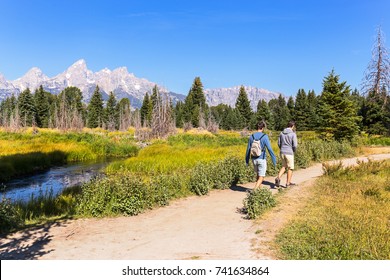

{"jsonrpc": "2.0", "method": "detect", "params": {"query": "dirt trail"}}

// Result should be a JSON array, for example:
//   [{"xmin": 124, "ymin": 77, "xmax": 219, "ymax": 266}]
[{"xmin": 1, "ymin": 153, "xmax": 389, "ymax": 260}]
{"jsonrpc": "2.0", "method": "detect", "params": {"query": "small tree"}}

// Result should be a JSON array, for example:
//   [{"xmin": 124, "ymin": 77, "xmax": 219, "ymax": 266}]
[
  {"xmin": 105, "ymin": 92, "xmax": 118, "ymax": 131},
  {"xmin": 87, "ymin": 86, "xmax": 104, "ymax": 128},
  {"xmin": 140, "ymin": 92, "xmax": 151, "ymax": 126},
  {"xmin": 317, "ymin": 70, "xmax": 360, "ymax": 141},
  {"xmin": 255, "ymin": 99, "xmax": 274, "ymax": 130},
  {"xmin": 17, "ymin": 88, "xmax": 36, "ymax": 127},
  {"xmin": 294, "ymin": 89, "xmax": 309, "ymax": 131},
  {"xmin": 34, "ymin": 85, "xmax": 50, "ymax": 128},
  {"xmin": 235, "ymin": 86, "xmax": 253, "ymax": 128}
]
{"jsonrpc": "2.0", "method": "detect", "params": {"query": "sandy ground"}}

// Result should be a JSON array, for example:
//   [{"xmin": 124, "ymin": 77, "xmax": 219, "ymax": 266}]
[{"xmin": 1, "ymin": 153, "xmax": 389, "ymax": 260}]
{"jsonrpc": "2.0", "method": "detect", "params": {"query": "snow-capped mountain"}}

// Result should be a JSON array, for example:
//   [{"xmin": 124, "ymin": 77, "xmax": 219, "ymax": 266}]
[
  {"xmin": 0, "ymin": 60, "xmax": 284, "ymax": 109},
  {"xmin": 0, "ymin": 59, "xmax": 184, "ymax": 108},
  {"xmin": 205, "ymin": 86, "xmax": 282, "ymax": 110}
]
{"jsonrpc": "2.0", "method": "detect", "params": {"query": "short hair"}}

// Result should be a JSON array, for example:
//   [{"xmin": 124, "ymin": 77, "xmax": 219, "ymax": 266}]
[
  {"xmin": 257, "ymin": 120, "xmax": 266, "ymax": 130},
  {"xmin": 287, "ymin": 120, "xmax": 295, "ymax": 128}
]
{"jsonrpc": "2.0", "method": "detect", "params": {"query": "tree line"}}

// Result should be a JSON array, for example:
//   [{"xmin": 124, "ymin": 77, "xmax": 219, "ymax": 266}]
[
  {"xmin": 0, "ymin": 85, "xmax": 134, "ymax": 131},
  {"xmin": 1, "ymin": 27, "xmax": 389, "ymax": 140}
]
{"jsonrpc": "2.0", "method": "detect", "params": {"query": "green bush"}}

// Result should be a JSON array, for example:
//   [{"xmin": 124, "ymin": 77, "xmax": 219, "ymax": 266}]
[
  {"xmin": 243, "ymin": 187, "xmax": 276, "ymax": 219},
  {"xmin": 189, "ymin": 156, "xmax": 255, "ymax": 195},
  {"xmin": 189, "ymin": 163, "xmax": 211, "ymax": 195},
  {"xmin": 77, "ymin": 175, "xmax": 151, "ymax": 217},
  {"xmin": 0, "ymin": 197, "xmax": 22, "ymax": 234}
]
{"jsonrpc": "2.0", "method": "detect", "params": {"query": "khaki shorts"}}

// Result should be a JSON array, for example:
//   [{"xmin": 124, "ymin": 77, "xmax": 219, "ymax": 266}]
[{"xmin": 280, "ymin": 154, "xmax": 294, "ymax": 170}]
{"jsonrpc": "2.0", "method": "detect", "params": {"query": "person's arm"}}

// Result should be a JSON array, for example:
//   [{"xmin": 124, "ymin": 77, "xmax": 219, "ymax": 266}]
[
  {"xmin": 264, "ymin": 136, "xmax": 277, "ymax": 166},
  {"xmin": 245, "ymin": 136, "xmax": 252, "ymax": 165},
  {"xmin": 278, "ymin": 133, "xmax": 281, "ymax": 149},
  {"xmin": 292, "ymin": 133, "xmax": 298, "ymax": 153}
]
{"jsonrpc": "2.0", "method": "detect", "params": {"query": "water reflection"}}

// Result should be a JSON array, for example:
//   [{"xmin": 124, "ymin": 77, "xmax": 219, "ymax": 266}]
[{"xmin": 0, "ymin": 161, "xmax": 109, "ymax": 202}]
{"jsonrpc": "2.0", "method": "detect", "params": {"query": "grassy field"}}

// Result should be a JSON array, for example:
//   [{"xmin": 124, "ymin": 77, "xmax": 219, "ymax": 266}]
[
  {"xmin": 275, "ymin": 159, "xmax": 390, "ymax": 260},
  {"xmin": 106, "ymin": 131, "xmax": 247, "ymax": 175},
  {"xmin": 1, "ymin": 128, "xmax": 388, "ymax": 235},
  {"xmin": 0, "ymin": 128, "xmax": 138, "ymax": 182}
]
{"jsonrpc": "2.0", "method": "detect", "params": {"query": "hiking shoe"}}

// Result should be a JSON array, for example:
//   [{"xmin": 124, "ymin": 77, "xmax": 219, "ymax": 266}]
[
  {"xmin": 275, "ymin": 177, "xmax": 280, "ymax": 187},
  {"xmin": 286, "ymin": 182, "xmax": 297, "ymax": 187}
]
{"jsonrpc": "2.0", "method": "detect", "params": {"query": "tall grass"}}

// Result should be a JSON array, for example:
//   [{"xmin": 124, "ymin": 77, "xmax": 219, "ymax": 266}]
[
  {"xmin": 0, "ymin": 128, "xmax": 138, "ymax": 182},
  {"xmin": 0, "ymin": 130, "xmax": 363, "ymax": 233},
  {"xmin": 275, "ymin": 159, "xmax": 390, "ymax": 259},
  {"xmin": 106, "ymin": 133, "xmax": 247, "ymax": 175}
]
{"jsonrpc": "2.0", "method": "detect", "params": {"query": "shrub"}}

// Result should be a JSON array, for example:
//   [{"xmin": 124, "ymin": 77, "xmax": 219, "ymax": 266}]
[
  {"xmin": 189, "ymin": 163, "xmax": 211, "ymax": 195},
  {"xmin": 0, "ymin": 197, "xmax": 22, "ymax": 234},
  {"xmin": 77, "ymin": 175, "xmax": 151, "ymax": 217},
  {"xmin": 243, "ymin": 187, "xmax": 276, "ymax": 219}
]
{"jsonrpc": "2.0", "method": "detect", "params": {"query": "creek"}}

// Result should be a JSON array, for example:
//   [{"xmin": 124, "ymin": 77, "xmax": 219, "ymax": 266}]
[{"xmin": 0, "ymin": 160, "xmax": 113, "ymax": 203}]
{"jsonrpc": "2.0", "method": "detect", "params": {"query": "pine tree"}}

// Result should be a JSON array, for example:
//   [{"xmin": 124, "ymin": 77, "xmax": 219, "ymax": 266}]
[
  {"xmin": 287, "ymin": 96, "xmax": 295, "ymax": 122},
  {"xmin": 306, "ymin": 90, "xmax": 319, "ymax": 130},
  {"xmin": 224, "ymin": 107, "xmax": 244, "ymax": 130},
  {"xmin": 235, "ymin": 86, "xmax": 253, "ymax": 128},
  {"xmin": 105, "ymin": 92, "xmax": 118, "ymax": 130},
  {"xmin": 87, "ymin": 86, "xmax": 104, "ymax": 128},
  {"xmin": 174, "ymin": 101, "xmax": 185, "ymax": 128},
  {"xmin": 140, "ymin": 92, "xmax": 151, "ymax": 126},
  {"xmin": 255, "ymin": 99, "xmax": 274, "ymax": 130},
  {"xmin": 34, "ymin": 85, "xmax": 50, "ymax": 128},
  {"xmin": 317, "ymin": 70, "xmax": 360, "ymax": 141},
  {"xmin": 183, "ymin": 77, "xmax": 208, "ymax": 127},
  {"xmin": 294, "ymin": 89, "xmax": 309, "ymax": 131},
  {"xmin": 17, "ymin": 88, "xmax": 36, "ymax": 127},
  {"xmin": 270, "ymin": 95, "xmax": 290, "ymax": 131}
]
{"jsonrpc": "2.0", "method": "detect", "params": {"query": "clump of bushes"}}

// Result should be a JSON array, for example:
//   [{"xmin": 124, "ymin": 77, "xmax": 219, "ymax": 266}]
[
  {"xmin": 189, "ymin": 156, "xmax": 254, "ymax": 195},
  {"xmin": 242, "ymin": 187, "xmax": 276, "ymax": 219},
  {"xmin": 78, "ymin": 156, "xmax": 254, "ymax": 216},
  {"xmin": 0, "ymin": 197, "xmax": 22, "ymax": 234}
]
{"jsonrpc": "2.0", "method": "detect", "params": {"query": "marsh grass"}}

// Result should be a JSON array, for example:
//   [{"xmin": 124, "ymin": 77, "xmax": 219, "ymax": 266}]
[
  {"xmin": 106, "ymin": 133, "xmax": 247, "ymax": 175},
  {"xmin": 0, "ymin": 130, "xmax": 368, "ymax": 233},
  {"xmin": 275, "ymin": 159, "xmax": 390, "ymax": 259},
  {"xmin": 0, "ymin": 128, "xmax": 138, "ymax": 182}
]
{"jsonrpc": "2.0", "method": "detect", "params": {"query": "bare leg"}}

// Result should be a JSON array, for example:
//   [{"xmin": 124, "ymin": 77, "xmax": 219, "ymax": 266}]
[
  {"xmin": 255, "ymin": 176, "xmax": 264, "ymax": 188},
  {"xmin": 277, "ymin": 166, "xmax": 286, "ymax": 179},
  {"xmin": 286, "ymin": 169, "xmax": 293, "ymax": 185}
]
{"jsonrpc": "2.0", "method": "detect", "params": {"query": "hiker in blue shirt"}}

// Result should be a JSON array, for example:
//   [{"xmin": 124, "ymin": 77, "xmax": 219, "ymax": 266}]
[{"xmin": 245, "ymin": 121, "xmax": 277, "ymax": 189}]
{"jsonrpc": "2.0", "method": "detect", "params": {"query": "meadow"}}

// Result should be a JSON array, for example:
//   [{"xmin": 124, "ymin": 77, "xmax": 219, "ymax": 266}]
[
  {"xmin": 275, "ymin": 159, "xmax": 390, "ymax": 259},
  {"xmin": 0, "ymin": 127, "xmax": 365, "ymax": 234},
  {"xmin": 0, "ymin": 128, "xmax": 139, "ymax": 182}
]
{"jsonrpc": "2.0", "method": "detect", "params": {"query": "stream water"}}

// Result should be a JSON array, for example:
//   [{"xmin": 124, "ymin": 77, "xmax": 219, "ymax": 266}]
[{"xmin": 0, "ymin": 160, "xmax": 111, "ymax": 203}]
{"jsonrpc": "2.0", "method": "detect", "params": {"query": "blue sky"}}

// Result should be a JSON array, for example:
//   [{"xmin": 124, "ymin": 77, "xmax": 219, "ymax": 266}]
[{"xmin": 0, "ymin": 0, "xmax": 389, "ymax": 96}]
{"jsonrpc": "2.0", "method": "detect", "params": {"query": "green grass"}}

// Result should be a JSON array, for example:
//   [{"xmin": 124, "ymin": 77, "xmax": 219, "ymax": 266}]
[
  {"xmin": 364, "ymin": 136, "xmax": 390, "ymax": 146},
  {"xmin": 106, "ymin": 133, "xmax": 247, "ymax": 175},
  {"xmin": 0, "ymin": 130, "xmax": 368, "ymax": 234},
  {"xmin": 0, "ymin": 128, "xmax": 139, "ymax": 182},
  {"xmin": 275, "ymin": 159, "xmax": 390, "ymax": 260}
]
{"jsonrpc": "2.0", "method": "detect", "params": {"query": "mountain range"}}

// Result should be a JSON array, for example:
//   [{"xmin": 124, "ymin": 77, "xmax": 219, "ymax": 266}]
[{"xmin": 0, "ymin": 59, "xmax": 283, "ymax": 109}]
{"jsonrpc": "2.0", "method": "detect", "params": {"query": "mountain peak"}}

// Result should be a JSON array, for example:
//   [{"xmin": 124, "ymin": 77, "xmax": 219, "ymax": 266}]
[{"xmin": 67, "ymin": 59, "xmax": 88, "ymax": 71}]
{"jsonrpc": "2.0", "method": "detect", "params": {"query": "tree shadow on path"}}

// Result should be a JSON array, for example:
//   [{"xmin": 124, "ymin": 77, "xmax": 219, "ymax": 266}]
[{"xmin": 0, "ymin": 220, "xmax": 69, "ymax": 260}]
